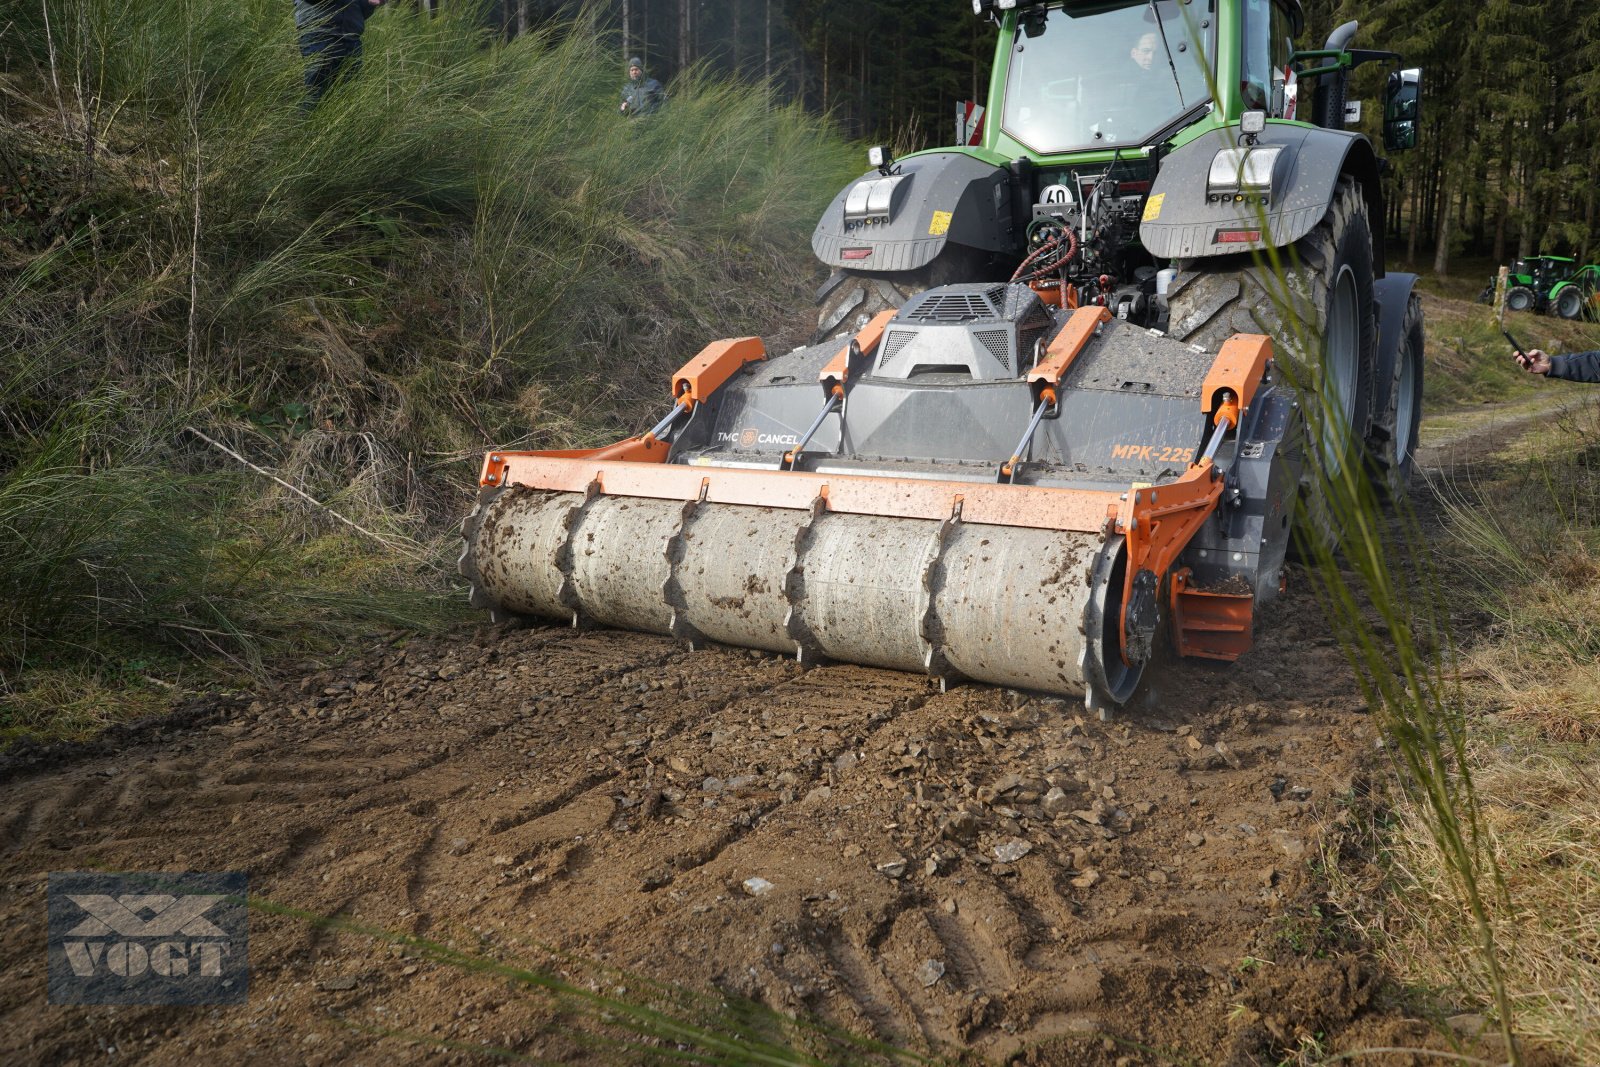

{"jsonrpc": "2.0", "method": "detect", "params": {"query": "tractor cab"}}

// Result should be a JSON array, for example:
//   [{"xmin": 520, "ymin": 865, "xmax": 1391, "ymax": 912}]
[
  {"xmin": 999, "ymin": 0, "xmax": 1219, "ymax": 156},
  {"xmin": 1518, "ymin": 255, "xmax": 1576, "ymax": 293}
]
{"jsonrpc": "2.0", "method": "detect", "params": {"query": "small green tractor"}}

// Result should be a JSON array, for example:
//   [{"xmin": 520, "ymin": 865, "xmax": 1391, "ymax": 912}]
[{"xmin": 1505, "ymin": 254, "xmax": 1577, "ymax": 315}]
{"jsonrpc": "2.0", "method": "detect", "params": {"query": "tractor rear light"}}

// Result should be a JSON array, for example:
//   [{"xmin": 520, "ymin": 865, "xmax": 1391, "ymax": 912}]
[
  {"xmin": 1207, "ymin": 145, "xmax": 1283, "ymax": 199},
  {"xmin": 842, "ymin": 248, "xmax": 873, "ymax": 260},
  {"xmin": 844, "ymin": 173, "xmax": 908, "ymax": 224}
]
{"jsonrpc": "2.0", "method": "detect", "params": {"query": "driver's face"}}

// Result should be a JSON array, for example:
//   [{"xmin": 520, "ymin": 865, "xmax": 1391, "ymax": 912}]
[
  {"xmin": 1131, "ymin": 33, "xmax": 1157, "ymax": 70},
  {"xmin": 629, "ymin": 65, "xmax": 642, "ymax": 80}
]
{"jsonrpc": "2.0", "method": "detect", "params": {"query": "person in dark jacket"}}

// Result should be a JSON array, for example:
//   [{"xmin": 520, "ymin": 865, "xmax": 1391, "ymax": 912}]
[
  {"xmin": 297, "ymin": 0, "xmax": 383, "ymax": 107},
  {"xmin": 621, "ymin": 57, "xmax": 666, "ymax": 117},
  {"xmin": 1515, "ymin": 348, "xmax": 1600, "ymax": 382}
]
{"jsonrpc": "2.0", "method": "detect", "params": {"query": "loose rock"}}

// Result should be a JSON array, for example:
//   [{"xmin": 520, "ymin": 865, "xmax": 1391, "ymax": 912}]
[{"xmin": 993, "ymin": 839, "xmax": 1031, "ymax": 863}]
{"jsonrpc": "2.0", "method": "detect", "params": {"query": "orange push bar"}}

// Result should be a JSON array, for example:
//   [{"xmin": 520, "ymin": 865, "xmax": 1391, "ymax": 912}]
[
  {"xmin": 672, "ymin": 337, "xmax": 766, "ymax": 407},
  {"xmin": 1200, "ymin": 334, "xmax": 1272, "ymax": 415},
  {"xmin": 1027, "ymin": 305, "xmax": 1111, "ymax": 402},
  {"xmin": 819, "ymin": 309, "xmax": 896, "ymax": 396}
]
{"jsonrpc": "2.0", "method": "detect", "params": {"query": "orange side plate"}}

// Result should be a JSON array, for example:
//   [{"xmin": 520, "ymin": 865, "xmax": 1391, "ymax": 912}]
[{"xmin": 1169, "ymin": 568, "xmax": 1254, "ymax": 661}]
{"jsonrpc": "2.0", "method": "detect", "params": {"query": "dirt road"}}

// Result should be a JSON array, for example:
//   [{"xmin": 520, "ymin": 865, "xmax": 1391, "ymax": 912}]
[{"xmin": 2, "ymin": 563, "xmax": 1464, "ymax": 1066}]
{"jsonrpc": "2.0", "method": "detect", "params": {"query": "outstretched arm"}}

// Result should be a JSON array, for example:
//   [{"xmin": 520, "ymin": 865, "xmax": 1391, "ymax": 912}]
[{"xmin": 1548, "ymin": 350, "xmax": 1600, "ymax": 383}]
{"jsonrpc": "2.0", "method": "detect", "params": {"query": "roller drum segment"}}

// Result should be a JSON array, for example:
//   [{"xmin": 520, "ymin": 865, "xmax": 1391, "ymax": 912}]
[{"xmin": 467, "ymin": 488, "xmax": 1107, "ymax": 696}]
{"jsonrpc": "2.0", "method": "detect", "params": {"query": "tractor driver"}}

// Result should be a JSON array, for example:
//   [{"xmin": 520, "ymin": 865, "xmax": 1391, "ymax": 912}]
[
  {"xmin": 1091, "ymin": 28, "xmax": 1166, "ymax": 144},
  {"xmin": 1130, "ymin": 31, "xmax": 1158, "ymax": 71}
]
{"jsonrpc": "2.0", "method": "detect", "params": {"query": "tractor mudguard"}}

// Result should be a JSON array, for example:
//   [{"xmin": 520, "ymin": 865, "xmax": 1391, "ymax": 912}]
[
  {"xmin": 1372, "ymin": 271, "xmax": 1418, "ymax": 399},
  {"xmin": 811, "ymin": 151, "xmax": 1017, "ymax": 274},
  {"xmin": 1140, "ymin": 124, "xmax": 1386, "ymax": 271}
]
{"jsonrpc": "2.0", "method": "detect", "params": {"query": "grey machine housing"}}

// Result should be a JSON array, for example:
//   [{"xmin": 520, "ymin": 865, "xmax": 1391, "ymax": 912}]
[{"xmin": 668, "ymin": 282, "xmax": 1302, "ymax": 605}]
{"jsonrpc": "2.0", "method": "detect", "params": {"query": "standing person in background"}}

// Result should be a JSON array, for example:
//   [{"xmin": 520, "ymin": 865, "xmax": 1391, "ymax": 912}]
[
  {"xmin": 621, "ymin": 57, "xmax": 666, "ymax": 117},
  {"xmin": 297, "ymin": 0, "xmax": 384, "ymax": 107},
  {"xmin": 1514, "ymin": 347, "xmax": 1600, "ymax": 381}
]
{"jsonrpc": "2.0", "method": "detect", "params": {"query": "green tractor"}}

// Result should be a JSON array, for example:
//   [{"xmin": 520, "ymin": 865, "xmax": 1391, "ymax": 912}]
[
  {"xmin": 1550, "ymin": 263, "xmax": 1600, "ymax": 321},
  {"xmin": 1504, "ymin": 254, "xmax": 1576, "ymax": 314},
  {"xmin": 813, "ymin": 0, "xmax": 1426, "ymax": 497}
]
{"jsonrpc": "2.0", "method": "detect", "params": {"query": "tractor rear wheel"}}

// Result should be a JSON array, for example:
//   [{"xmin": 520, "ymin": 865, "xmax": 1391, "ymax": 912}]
[
  {"xmin": 1506, "ymin": 286, "xmax": 1535, "ymax": 313},
  {"xmin": 1555, "ymin": 286, "xmax": 1586, "ymax": 320},
  {"xmin": 1368, "ymin": 292, "xmax": 1425, "ymax": 498},
  {"xmin": 814, "ymin": 252, "xmax": 992, "ymax": 343},
  {"xmin": 1165, "ymin": 175, "xmax": 1378, "ymax": 552},
  {"xmin": 814, "ymin": 270, "xmax": 925, "ymax": 342}
]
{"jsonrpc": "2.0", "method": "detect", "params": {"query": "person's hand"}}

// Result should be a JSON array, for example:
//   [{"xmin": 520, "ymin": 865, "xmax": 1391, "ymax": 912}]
[{"xmin": 1516, "ymin": 348, "xmax": 1552, "ymax": 375}]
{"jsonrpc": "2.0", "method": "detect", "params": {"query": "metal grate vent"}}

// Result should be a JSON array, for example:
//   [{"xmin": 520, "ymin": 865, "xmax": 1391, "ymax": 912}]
[
  {"xmin": 903, "ymin": 291, "xmax": 995, "ymax": 322},
  {"xmin": 973, "ymin": 329, "xmax": 1012, "ymax": 372},
  {"xmin": 1016, "ymin": 325, "xmax": 1048, "ymax": 369},
  {"xmin": 878, "ymin": 329, "xmax": 915, "ymax": 366}
]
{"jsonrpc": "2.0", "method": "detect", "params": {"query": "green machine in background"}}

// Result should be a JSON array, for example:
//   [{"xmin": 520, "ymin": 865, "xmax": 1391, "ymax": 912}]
[
  {"xmin": 1505, "ymin": 254, "xmax": 1576, "ymax": 315},
  {"xmin": 1550, "ymin": 263, "xmax": 1600, "ymax": 321}
]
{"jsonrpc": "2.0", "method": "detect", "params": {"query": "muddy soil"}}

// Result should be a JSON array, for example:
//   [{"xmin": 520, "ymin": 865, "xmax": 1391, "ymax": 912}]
[{"xmin": 7, "ymin": 397, "xmax": 1560, "ymax": 1065}]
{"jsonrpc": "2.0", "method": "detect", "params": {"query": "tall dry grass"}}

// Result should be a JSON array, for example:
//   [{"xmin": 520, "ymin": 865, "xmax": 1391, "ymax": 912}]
[
  {"xmin": 1382, "ymin": 395, "xmax": 1600, "ymax": 1060},
  {"xmin": 0, "ymin": 0, "xmax": 861, "ymax": 737}
]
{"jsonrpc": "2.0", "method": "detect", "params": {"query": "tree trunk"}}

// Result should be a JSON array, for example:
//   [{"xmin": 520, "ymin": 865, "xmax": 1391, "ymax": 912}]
[
  {"xmin": 1407, "ymin": 164, "xmax": 1420, "ymax": 263},
  {"xmin": 1516, "ymin": 161, "xmax": 1534, "ymax": 259},
  {"xmin": 764, "ymin": 0, "xmax": 772, "ymax": 88},
  {"xmin": 732, "ymin": 0, "xmax": 741, "ymax": 72},
  {"xmin": 1583, "ymin": 188, "xmax": 1596, "ymax": 265},
  {"xmin": 516, "ymin": 0, "xmax": 527, "ymax": 37},
  {"xmin": 1492, "ymin": 129, "xmax": 1511, "ymax": 265},
  {"xmin": 679, "ymin": 0, "xmax": 690, "ymax": 74},
  {"xmin": 1433, "ymin": 172, "xmax": 1454, "ymax": 276},
  {"xmin": 622, "ymin": 0, "xmax": 631, "ymax": 60},
  {"xmin": 822, "ymin": 27, "xmax": 829, "ymax": 115}
]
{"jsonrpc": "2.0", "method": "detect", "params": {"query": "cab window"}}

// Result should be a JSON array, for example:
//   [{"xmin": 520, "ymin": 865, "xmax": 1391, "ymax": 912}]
[{"xmin": 1241, "ymin": 0, "xmax": 1296, "ymax": 117}]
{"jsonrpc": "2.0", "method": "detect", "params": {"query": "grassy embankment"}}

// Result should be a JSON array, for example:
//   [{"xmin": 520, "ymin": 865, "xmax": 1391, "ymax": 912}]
[
  {"xmin": 0, "ymin": 1, "xmax": 860, "ymax": 742},
  {"xmin": 1334, "ymin": 280, "xmax": 1600, "ymax": 1062}
]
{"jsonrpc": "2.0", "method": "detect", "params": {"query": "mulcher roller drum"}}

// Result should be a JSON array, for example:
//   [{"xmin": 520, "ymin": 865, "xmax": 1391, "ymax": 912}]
[{"xmin": 469, "ymin": 489, "xmax": 1105, "ymax": 694}]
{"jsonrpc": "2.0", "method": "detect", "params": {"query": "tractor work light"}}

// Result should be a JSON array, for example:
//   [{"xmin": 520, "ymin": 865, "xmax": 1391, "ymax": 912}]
[
  {"xmin": 868, "ymin": 145, "xmax": 890, "ymax": 169},
  {"xmin": 1206, "ymin": 145, "xmax": 1283, "ymax": 204}
]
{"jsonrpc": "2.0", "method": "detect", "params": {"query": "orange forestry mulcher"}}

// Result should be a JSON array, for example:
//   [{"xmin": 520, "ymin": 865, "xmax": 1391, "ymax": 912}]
[{"xmin": 461, "ymin": 293, "xmax": 1305, "ymax": 716}]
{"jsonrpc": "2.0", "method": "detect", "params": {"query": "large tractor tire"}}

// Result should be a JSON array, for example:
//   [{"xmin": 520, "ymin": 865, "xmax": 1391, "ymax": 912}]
[
  {"xmin": 1368, "ymin": 292, "xmax": 1425, "ymax": 498},
  {"xmin": 1554, "ymin": 285, "xmax": 1586, "ymax": 320},
  {"xmin": 814, "ymin": 252, "xmax": 991, "ymax": 343},
  {"xmin": 1505, "ymin": 285, "xmax": 1535, "ymax": 313},
  {"xmin": 814, "ymin": 270, "xmax": 925, "ymax": 342},
  {"xmin": 1165, "ymin": 175, "xmax": 1378, "ymax": 550}
]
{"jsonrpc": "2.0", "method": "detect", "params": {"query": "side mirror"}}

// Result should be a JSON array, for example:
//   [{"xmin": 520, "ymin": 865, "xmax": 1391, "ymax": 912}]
[{"xmin": 1383, "ymin": 67, "xmax": 1421, "ymax": 152}]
